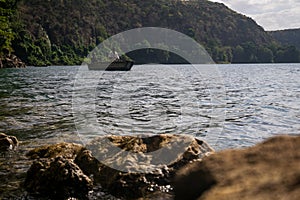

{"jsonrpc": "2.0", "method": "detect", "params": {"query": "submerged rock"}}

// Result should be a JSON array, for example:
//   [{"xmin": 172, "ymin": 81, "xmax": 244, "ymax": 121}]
[
  {"xmin": 25, "ymin": 134, "xmax": 214, "ymax": 199},
  {"xmin": 174, "ymin": 135, "xmax": 300, "ymax": 200},
  {"xmin": 0, "ymin": 132, "xmax": 19, "ymax": 151}
]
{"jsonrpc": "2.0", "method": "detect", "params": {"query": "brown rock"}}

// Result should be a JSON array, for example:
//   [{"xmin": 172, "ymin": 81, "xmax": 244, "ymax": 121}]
[
  {"xmin": 174, "ymin": 135, "xmax": 300, "ymax": 200},
  {"xmin": 26, "ymin": 142, "xmax": 84, "ymax": 159},
  {"xmin": 83, "ymin": 134, "xmax": 214, "ymax": 198},
  {"xmin": 0, "ymin": 132, "xmax": 19, "ymax": 151},
  {"xmin": 86, "ymin": 134, "xmax": 214, "ymax": 173},
  {"xmin": 25, "ymin": 143, "xmax": 92, "ymax": 199},
  {"xmin": 24, "ymin": 156, "xmax": 93, "ymax": 199},
  {"xmin": 25, "ymin": 134, "xmax": 214, "ymax": 199},
  {"xmin": 0, "ymin": 54, "xmax": 25, "ymax": 68}
]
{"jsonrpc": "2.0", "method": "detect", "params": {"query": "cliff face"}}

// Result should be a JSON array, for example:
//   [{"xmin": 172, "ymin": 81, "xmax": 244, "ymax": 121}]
[{"xmin": 1, "ymin": 0, "xmax": 299, "ymax": 65}]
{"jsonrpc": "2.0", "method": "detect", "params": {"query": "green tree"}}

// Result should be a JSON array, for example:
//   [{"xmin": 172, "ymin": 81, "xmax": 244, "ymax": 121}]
[
  {"xmin": 257, "ymin": 46, "xmax": 273, "ymax": 63},
  {"xmin": 0, "ymin": 0, "xmax": 17, "ymax": 55},
  {"xmin": 274, "ymin": 46, "xmax": 300, "ymax": 63},
  {"xmin": 232, "ymin": 45, "xmax": 246, "ymax": 63}
]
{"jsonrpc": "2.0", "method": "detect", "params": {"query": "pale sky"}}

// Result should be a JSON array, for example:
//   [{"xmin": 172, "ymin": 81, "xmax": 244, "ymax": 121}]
[{"xmin": 209, "ymin": 0, "xmax": 300, "ymax": 31}]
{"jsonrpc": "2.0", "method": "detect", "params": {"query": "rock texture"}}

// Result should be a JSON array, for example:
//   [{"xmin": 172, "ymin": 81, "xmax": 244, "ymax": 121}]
[
  {"xmin": 26, "ymin": 142, "xmax": 84, "ymax": 160},
  {"xmin": 25, "ymin": 143, "xmax": 91, "ymax": 199},
  {"xmin": 25, "ymin": 156, "xmax": 93, "ymax": 199},
  {"xmin": 83, "ymin": 134, "xmax": 213, "ymax": 198},
  {"xmin": 0, "ymin": 132, "xmax": 19, "ymax": 151},
  {"xmin": 174, "ymin": 135, "xmax": 300, "ymax": 200},
  {"xmin": 0, "ymin": 54, "xmax": 25, "ymax": 68},
  {"xmin": 25, "ymin": 134, "xmax": 214, "ymax": 199}
]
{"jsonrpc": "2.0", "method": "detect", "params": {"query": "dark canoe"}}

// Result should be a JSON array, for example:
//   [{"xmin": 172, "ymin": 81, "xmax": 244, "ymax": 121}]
[{"xmin": 88, "ymin": 60, "xmax": 134, "ymax": 71}]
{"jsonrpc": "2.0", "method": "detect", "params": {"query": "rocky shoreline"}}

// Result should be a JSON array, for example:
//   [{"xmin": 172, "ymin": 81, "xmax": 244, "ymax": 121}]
[
  {"xmin": 0, "ymin": 132, "xmax": 19, "ymax": 151},
  {"xmin": 0, "ymin": 133, "xmax": 299, "ymax": 199},
  {"xmin": 0, "ymin": 54, "xmax": 26, "ymax": 68},
  {"xmin": 24, "ymin": 134, "xmax": 213, "ymax": 199}
]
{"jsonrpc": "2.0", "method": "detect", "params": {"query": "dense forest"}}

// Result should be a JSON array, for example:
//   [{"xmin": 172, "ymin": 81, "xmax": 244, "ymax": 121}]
[
  {"xmin": 0, "ymin": 0, "xmax": 17, "ymax": 56},
  {"xmin": 270, "ymin": 29, "xmax": 300, "ymax": 50},
  {"xmin": 1, "ymin": 0, "xmax": 300, "ymax": 66}
]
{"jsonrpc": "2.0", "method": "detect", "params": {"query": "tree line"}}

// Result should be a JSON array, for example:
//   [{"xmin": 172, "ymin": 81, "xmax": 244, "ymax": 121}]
[{"xmin": 1, "ymin": 0, "xmax": 299, "ymax": 66}]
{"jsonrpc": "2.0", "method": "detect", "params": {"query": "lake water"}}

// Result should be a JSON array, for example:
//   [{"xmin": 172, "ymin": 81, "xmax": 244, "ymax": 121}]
[{"xmin": 1, "ymin": 63, "xmax": 300, "ymax": 198}]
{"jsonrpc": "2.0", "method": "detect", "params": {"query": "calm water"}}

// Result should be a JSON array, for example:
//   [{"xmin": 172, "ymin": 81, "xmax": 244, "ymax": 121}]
[{"xmin": 1, "ymin": 63, "xmax": 300, "ymax": 198}]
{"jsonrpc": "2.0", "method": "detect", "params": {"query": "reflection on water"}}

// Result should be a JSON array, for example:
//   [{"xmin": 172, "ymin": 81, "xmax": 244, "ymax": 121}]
[{"xmin": 0, "ymin": 64, "xmax": 300, "ymax": 198}]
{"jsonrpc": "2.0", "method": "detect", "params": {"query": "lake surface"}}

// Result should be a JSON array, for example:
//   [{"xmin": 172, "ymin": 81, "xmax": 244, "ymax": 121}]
[{"xmin": 1, "ymin": 63, "xmax": 300, "ymax": 198}]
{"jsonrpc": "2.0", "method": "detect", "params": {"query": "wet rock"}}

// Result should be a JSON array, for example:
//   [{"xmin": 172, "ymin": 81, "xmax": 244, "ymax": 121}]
[
  {"xmin": 0, "ymin": 54, "xmax": 26, "ymax": 68},
  {"xmin": 82, "ymin": 134, "xmax": 214, "ymax": 198},
  {"xmin": 86, "ymin": 134, "xmax": 214, "ymax": 172},
  {"xmin": 26, "ymin": 142, "xmax": 84, "ymax": 159},
  {"xmin": 174, "ymin": 135, "xmax": 300, "ymax": 200},
  {"xmin": 0, "ymin": 132, "xmax": 19, "ymax": 151},
  {"xmin": 25, "ymin": 134, "xmax": 213, "ymax": 199},
  {"xmin": 25, "ymin": 143, "xmax": 90, "ymax": 199},
  {"xmin": 25, "ymin": 156, "xmax": 93, "ymax": 199},
  {"xmin": 74, "ymin": 149, "xmax": 101, "ymax": 176}
]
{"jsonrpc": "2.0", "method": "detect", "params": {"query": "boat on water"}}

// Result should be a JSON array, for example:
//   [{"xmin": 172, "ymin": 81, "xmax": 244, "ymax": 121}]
[
  {"xmin": 88, "ymin": 60, "xmax": 134, "ymax": 71},
  {"xmin": 88, "ymin": 49, "xmax": 134, "ymax": 71}
]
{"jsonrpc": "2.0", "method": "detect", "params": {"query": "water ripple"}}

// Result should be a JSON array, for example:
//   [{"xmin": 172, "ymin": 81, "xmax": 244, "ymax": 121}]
[{"xmin": 0, "ymin": 64, "xmax": 299, "ymax": 149}]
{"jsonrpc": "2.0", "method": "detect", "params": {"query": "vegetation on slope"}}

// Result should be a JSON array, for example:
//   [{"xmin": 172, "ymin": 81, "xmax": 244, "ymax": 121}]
[
  {"xmin": 1, "ymin": 0, "xmax": 300, "ymax": 65},
  {"xmin": 0, "ymin": 0, "xmax": 17, "ymax": 55},
  {"xmin": 270, "ymin": 29, "xmax": 300, "ymax": 50}
]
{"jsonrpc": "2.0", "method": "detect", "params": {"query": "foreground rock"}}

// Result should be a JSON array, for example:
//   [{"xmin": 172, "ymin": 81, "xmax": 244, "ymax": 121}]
[
  {"xmin": 25, "ymin": 143, "xmax": 91, "ymax": 199},
  {"xmin": 0, "ymin": 132, "xmax": 19, "ymax": 151},
  {"xmin": 174, "ymin": 135, "xmax": 300, "ymax": 200},
  {"xmin": 25, "ymin": 156, "xmax": 93, "ymax": 199},
  {"xmin": 82, "ymin": 134, "xmax": 214, "ymax": 198},
  {"xmin": 26, "ymin": 142, "xmax": 84, "ymax": 159},
  {"xmin": 25, "ymin": 134, "xmax": 214, "ymax": 199},
  {"xmin": 0, "ymin": 54, "xmax": 26, "ymax": 68}
]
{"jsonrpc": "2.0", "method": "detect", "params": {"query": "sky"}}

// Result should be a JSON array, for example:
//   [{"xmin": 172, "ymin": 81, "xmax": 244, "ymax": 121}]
[{"xmin": 209, "ymin": 0, "xmax": 300, "ymax": 31}]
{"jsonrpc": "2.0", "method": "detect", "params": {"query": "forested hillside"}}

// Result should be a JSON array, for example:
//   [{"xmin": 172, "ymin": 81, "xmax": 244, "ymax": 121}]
[
  {"xmin": 270, "ymin": 29, "xmax": 300, "ymax": 50},
  {"xmin": 0, "ymin": 0, "xmax": 17, "ymax": 56},
  {"xmin": 1, "ymin": 0, "xmax": 300, "ymax": 66}
]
